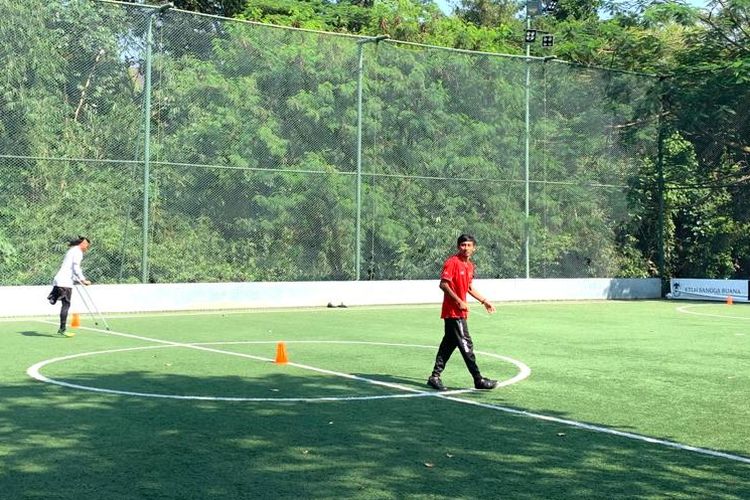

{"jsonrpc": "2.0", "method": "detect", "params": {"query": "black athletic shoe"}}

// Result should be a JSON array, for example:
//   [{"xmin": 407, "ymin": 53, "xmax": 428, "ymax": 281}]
[
  {"xmin": 47, "ymin": 294, "xmax": 56, "ymax": 305},
  {"xmin": 474, "ymin": 377, "xmax": 498, "ymax": 390},
  {"xmin": 427, "ymin": 376, "xmax": 447, "ymax": 391}
]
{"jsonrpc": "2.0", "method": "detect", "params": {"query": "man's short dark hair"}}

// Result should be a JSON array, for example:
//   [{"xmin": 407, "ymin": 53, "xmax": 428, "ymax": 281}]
[{"xmin": 457, "ymin": 234, "xmax": 477, "ymax": 246}]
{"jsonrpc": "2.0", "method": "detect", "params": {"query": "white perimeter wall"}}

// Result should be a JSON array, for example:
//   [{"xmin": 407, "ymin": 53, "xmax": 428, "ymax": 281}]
[{"xmin": 0, "ymin": 278, "xmax": 661, "ymax": 317}]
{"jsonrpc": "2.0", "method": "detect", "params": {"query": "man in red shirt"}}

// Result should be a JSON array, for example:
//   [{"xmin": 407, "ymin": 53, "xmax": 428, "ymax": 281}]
[{"xmin": 427, "ymin": 234, "xmax": 498, "ymax": 391}]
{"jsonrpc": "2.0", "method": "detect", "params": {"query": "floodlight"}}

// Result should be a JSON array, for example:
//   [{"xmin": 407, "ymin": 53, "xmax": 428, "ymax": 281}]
[
  {"xmin": 541, "ymin": 34, "xmax": 554, "ymax": 47},
  {"xmin": 525, "ymin": 30, "xmax": 537, "ymax": 43},
  {"xmin": 526, "ymin": 0, "xmax": 542, "ymax": 16}
]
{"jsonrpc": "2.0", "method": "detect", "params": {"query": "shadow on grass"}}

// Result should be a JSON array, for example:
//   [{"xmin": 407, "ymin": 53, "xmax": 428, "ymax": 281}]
[
  {"xmin": 1, "ymin": 367, "xmax": 749, "ymax": 500},
  {"xmin": 351, "ymin": 372, "xmax": 429, "ymax": 390},
  {"xmin": 20, "ymin": 330, "xmax": 60, "ymax": 338}
]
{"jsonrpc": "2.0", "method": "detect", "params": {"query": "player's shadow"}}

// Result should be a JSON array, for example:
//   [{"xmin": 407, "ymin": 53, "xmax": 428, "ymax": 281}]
[
  {"xmin": 351, "ymin": 372, "xmax": 432, "ymax": 391},
  {"xmin": 19, "ymin": 330, "xmax": 58, "ymax": 338}
]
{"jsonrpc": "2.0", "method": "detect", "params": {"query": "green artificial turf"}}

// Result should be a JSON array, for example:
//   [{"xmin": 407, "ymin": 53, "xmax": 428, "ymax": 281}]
[{"xmin": 1, "ymin": 300, "xmax": 748, "ymax": 499}]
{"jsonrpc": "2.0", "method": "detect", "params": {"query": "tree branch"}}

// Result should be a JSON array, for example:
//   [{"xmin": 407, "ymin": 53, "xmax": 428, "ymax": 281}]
[
  {"xmin": 74, "ymin": 49, "xmax": 106, "ymax": 123},
  {"xmin": 698, "ymin": 4, "xmax": 750, "ymax": 54}
]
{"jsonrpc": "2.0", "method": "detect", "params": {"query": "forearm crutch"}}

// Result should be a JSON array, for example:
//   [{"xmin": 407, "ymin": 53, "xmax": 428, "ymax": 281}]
[{"xmin": 74, "ymin": 282, "xmax": 111, "ymax": 331}]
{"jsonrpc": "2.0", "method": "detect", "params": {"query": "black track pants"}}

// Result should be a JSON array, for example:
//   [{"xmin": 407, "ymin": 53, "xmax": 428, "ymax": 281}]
[
  {"xmin": 431, "ymin": 318, "xmax": 481, "ymax": 381},
  {"xmin": 59, "ymin": 296, "xmax": 71, "ymax": 330},
  {"xmin": 48, "ymin": 286, "xmax": 72, "ymax": 330}
]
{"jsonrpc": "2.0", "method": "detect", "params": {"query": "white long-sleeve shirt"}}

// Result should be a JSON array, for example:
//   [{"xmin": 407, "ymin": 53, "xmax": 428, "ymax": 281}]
[{"xmin": 52, "ymin": 246, "xmax": 86, "ymax": 287}]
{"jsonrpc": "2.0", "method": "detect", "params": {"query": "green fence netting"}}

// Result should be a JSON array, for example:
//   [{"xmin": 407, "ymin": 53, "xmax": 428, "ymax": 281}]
[{"xmin": 0, "ymin": 0, "xmax": 660, "ymax": 284}]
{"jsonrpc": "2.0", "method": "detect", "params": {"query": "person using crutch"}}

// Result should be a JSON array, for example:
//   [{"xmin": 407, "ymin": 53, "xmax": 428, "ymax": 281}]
[{"xmin": 47, "ymin": 236, "xmax": 91, "ymax": 337}]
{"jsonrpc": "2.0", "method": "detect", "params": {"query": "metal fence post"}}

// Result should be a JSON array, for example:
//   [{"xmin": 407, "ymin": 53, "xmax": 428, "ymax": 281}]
[
  {"xmin": 355, "ymin": 35, "xmax": 387, "ymax": 281},
  {"xmin": 141, "ymin": 4, "xmax": 172, "ymax": 283},
  {"xmin": 657, "ymin": 75, "xmax": 668, "ymax": 289}
]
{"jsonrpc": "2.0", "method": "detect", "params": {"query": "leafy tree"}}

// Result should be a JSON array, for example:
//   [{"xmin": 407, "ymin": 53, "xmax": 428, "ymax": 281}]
[
  {"xmin": 7, "ymin": 0, "xmax": 746, "ymax": 284},
  {"xmin": 663, "ymin": 0, "xmax": 750, "ymax": 277},
  {"xmin": 454, "ymin": 0, "xmax": 519, "ymax": 27},
  {"xmin": 124, "ymin": 0, "xmax": 246, "ymax": 17},
  {"xmin": 551, "ymin": 0, "xmax": 603, "ymax": 21},
  {"xmin": 0, "ymin": 0, "xmax": 145, "ymax": 284}
]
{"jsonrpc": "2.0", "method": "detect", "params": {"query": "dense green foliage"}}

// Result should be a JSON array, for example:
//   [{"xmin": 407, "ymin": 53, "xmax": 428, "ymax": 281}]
[
  {"xmin": 1, "ymin": 0, "xmax": 747, "ymax": 284},
  {"xmin": 228, "ymin": 0, "xmax": 750, "ymax": 279}
]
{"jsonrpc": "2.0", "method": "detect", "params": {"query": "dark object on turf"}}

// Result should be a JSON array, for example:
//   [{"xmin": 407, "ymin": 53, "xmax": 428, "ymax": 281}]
[
  {"xmin": 327, "ymin": 302, "xmax": 335, "ymax": 308},
  {"xmin": 474, "ymin": 377, "xmax": 498, "ymax": 390},
  {"xmin": 427, "ymin": 376, "xmax": 447, "ymax": 391},
  {"xmin": 337, "ymin": 303, "xmax": 347, "ymax": 308}
]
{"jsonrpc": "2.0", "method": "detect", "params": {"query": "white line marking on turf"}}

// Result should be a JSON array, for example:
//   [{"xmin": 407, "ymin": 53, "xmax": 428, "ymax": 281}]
[
  {"xmin": 27, "ymin": 345, "xmax": 473, "ymax": 402},
  {"xmin": 3, "ymin": 299, "xmax": 622, "ymax": 323},
  {"xmin": 29, "ymin": 320, "xmax": 750, "ymax": 465},
  {"xmin": 676, "ymin": 303, "xmax": 750, "ymax": 321},
  {"xmin": 436, "ymin": 394, "xmax": 750, "ymax": 465},
  {"xmin": 28, "ymin": 324, "xmax": 529, "ymax": 402},
  {"xmin": 193, "ymin": 341, "xmax": 531, "ymax": 389}
]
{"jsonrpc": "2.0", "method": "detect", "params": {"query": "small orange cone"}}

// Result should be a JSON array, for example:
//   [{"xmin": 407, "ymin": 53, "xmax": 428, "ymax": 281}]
[
  {"xmin": 275, "ymin": 342, "xmax": 288, "ymax": 364},
  {"xmin": 70, "ymin": 313, "xmax": 81, "ymax": 328},
  {"xmin": 727, "ymin": 295, "xmax": 734, "ymax": 305}
]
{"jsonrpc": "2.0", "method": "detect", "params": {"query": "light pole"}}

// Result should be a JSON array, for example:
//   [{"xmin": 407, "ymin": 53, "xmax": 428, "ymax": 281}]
[
  {"xmin": 141, "ymin": 3, "xmax": 172, "ymax": 283},
  {"xmin": 523, "ymin": 0, "xmax": 555, "ymax": 279},
  {"xmin": 525, "ymin": 8, "xmax": 532, "ymax": 279}
]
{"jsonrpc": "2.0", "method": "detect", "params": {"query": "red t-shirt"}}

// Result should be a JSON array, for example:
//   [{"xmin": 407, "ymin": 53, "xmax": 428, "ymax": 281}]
[{"xmin": 440, "ymin": 254, "xmax": 474, "ymax": 319}]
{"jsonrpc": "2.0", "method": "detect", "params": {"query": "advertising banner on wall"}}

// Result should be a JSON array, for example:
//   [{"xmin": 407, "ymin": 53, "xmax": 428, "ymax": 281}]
[{"xmin": 669, "ymin": 278, "xmax": 749, "ymax": 302}]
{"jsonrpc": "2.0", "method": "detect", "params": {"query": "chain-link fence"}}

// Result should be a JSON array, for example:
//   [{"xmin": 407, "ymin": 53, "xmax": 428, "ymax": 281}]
[{"xmin": 0, "ymin": 0, "xmax": 660, "ymax": 285}]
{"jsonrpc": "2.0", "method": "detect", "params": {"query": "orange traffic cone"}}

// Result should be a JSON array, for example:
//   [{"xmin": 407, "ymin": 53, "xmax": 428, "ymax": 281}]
[
  {"xmin": 727, "ymin": 295, "xmax": 734, "ymax": 305},
  {"xmin": 275, "ymin": 342, "xmax": 288, "ymax": 364},
  {"xmin": 70, "ymin": 313, "xmax": 81, "ymax": 328}
]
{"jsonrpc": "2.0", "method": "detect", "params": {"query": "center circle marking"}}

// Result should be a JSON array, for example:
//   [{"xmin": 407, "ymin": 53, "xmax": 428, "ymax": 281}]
[{"xmin": 27, "ymin": 340, "xmax": 531, "ymax": 402}]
